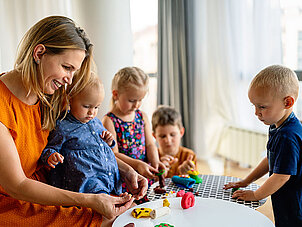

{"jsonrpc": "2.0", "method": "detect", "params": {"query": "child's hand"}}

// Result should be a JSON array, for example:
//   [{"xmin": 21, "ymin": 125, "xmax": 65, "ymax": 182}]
[
  {"xmin": 100, "ymin": 131, "xmax": 114, "ymax": 146},
  {"xmin": 160, "ymin": 155, "xmax": 178, "ymax": 170},
  {"xmin": 223, "ymin": 180, "xmax": 249, "ymax": 190},
  {"xmin": 232, "ymin": 189, "xmax": 257, "ymax": 201},
  {"xmin": 47, "ymin": 152, "xmax": 64, "ymax": 168},
  {"xmin": 136, "ymin": 160, "xmax": 158, "ymax": 179},
  {"xmin": 178, "ymin": 155, "xmax": 195, "ymax": 175},
  {"xmin": 157, "ymin": 161, "xmax": 167, "ymax": 173},
  {"xmin": 150, "ymin": 160, "xmax": 167, "ymax": 178}
]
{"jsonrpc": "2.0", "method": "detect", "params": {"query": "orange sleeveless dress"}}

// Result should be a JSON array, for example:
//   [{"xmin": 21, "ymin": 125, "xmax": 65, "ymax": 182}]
[{"xmin": 0, "ymin": 80, "xmax": 102, "ymax": 226}]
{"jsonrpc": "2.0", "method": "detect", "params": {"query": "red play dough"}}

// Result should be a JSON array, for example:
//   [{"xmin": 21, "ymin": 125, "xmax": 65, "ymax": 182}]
[
  {"xmin": 176, "ymin": 190, "xmax": 185, "ymax": 197},
  {"xmin": 181, "ymin": 192, "xmax": 195, "ymax": 209}
]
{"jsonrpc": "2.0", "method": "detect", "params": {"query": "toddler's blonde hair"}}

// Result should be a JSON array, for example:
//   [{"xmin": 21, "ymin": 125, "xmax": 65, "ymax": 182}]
[
  {"xmin": 249, "ymin": 65, "xmax": 299, "ymax": 99},
  {"xmin": 68, "ymin": 71, "xmax": 102, "ymax": 100},
  {"xmin": 111, "ymin": 67, "xmax": 149, "ymax": 107}
]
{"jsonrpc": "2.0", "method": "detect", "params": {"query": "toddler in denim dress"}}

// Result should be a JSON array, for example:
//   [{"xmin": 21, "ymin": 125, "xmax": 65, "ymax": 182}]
[{"xmin": 40, "ymin": 72, "xmax": 122, "ymax": 195}]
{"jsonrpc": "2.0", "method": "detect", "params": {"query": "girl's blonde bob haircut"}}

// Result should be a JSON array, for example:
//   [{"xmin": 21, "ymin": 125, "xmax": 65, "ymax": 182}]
[
  {"xmin": 111, "ymin": 67, "xmax": 149, "ymax": 107},
  {"xmin": 15, "ymin": 15, "xmax": 94, "ymax": 130}
]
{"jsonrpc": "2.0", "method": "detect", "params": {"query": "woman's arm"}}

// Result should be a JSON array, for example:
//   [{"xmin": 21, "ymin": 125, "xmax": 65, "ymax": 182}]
[
  {"xmin": 102, "ymin": 116, "xmax": 148, "ymax": 195},
  {"xmin": 115, "ymin": 157, "xmax": 148, "ymax": 199},
  {"xmin": 0, "ymin": 122, "xmax": 133, "ymax": 219}
]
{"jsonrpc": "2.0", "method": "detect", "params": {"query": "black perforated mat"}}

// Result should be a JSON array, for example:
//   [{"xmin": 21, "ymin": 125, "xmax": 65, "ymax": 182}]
[{"xmin": 147, "ymin": 175, "xmax": 266, "ymax": 209}]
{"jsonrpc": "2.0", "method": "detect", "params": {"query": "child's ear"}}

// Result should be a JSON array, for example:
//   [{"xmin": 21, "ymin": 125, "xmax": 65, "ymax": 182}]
[
  {"xmin": 284, "ymin": 96, "xmax": 295, "ymax": 109},
  {"xmin": 180, "ymin": 127, "xmax": 185, "ymax": 137},
  {"xmin": 112, "ymin": 90, "xmax": 118, "ymax": 100}
]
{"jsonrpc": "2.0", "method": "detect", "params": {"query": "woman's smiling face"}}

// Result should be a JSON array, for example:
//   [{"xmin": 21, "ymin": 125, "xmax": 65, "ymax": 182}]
[{"xmin": 39, "ymin": 48, "xmax": 85, "ymax": 94}]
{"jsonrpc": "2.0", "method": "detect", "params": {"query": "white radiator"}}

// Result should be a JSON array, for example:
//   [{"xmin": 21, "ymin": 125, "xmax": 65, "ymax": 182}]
[{"xmin": 216, "ymin": 126, "xmax": 268, "ymax": 168}]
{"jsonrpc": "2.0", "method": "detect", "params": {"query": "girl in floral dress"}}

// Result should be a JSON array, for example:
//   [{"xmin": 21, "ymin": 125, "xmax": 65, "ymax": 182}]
[{"xmin": 102, "ymin": 67, "xmax": 165, "ymax": 203}]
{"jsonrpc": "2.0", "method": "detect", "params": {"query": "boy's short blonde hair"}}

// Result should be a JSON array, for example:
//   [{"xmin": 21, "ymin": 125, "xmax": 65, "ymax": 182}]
[
  {"xmin": 250, "ymin": 65, "xmax": 299, "ymax": 99},
  {"xmin": 152, "ymin": 106, "xmax": 183, "ymax": 132}
]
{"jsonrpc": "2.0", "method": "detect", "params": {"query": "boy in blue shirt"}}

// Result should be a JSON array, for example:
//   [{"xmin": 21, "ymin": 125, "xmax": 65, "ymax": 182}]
[{"xmin": 224, "ymin": 65, "xmax": 302, "ymax": 227}]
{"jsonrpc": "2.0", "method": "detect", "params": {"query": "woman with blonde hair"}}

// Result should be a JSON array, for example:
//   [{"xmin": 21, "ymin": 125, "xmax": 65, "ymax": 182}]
[{"xmin": 0, "ymin": 16, "xmax": 147, "ymax": 226}]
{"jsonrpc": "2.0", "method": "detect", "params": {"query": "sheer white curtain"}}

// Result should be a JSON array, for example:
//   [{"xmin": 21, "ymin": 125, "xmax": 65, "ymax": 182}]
[
  {"xmin": 193, "ymin": 0, "xmax": 282, "ymax": 159},
  {"xmin": 0, "ymin": 0, "xmax": 133, "ymax": 117}
]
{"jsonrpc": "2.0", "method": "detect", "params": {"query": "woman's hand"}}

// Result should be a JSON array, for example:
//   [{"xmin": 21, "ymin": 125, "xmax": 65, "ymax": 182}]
[
  {"xmin": 122, "ymin": 169, "xmax": 148, "ymax": 200},
  {"xmin": 90, "ymin": 193, "xmax": 134, "ymax": 219},
  {"xmin": 116, "ymin": 157, "xmax": 148, "ymax": 199}
]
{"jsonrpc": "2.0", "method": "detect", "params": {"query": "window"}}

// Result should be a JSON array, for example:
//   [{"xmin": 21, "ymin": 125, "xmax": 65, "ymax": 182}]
[
  {"xmin": 297, "ymin": 31, "xmax": 302, "ymax": 69},
  {"xmin": 281, "ymin": 0, "xmax": 302, "ymax": 70},
  {"xmin": 130, "ymin": 1, "xmax": 302, "ymax": 120},
  {"xmin": 130, "ymin": 0, "xmax": 158, "ymax": 119},
  {"xmin": 281, "ymin": 0, "xmax": 302, "ymax": 119}
]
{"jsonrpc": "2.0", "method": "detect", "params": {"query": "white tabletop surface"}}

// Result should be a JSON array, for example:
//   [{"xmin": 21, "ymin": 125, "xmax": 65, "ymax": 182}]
[{"xmin": 113, "ymin": 197, "xmax": 274, "ymax": 227}]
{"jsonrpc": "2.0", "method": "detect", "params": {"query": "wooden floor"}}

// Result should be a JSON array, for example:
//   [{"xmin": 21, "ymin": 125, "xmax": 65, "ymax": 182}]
[{"xmin": 197, "ymin": 155, "xmax": 275, "ymax": 224}]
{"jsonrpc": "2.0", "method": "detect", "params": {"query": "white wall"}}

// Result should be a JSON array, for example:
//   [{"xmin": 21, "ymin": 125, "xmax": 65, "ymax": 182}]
[
  {"xmin": 73, "ymin": 0, "xmax": 133, "ymax": 118},
  {"xmin": 0, "ymin": 0, "xmax": 134, "ymax": 118}
]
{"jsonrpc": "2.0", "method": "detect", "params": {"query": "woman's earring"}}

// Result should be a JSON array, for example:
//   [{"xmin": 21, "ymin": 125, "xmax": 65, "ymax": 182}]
[{"xmin": 35, "ymin": 59, "xmax": 40, "ymax": 64}]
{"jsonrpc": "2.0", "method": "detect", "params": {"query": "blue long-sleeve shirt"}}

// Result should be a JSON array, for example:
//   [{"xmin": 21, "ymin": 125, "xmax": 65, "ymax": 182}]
[{"xmin": 40, "ymin": 113, "xmax": 122, "ymax": 195}]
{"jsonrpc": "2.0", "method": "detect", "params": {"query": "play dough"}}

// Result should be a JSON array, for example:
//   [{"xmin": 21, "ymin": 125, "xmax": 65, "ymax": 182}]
[
  {"xmin": 150, "ymin": 207, "xmax": 171, "ymax": 219},
  {"xmin": 181, "ymin": 192, "xmax": 195, "ymax": 209}
]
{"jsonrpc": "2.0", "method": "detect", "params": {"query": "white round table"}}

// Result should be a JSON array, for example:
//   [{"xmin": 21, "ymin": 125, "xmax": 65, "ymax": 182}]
[{"xmin": 113, "ymin": 197, "xmax": 274, "ymax": 227}]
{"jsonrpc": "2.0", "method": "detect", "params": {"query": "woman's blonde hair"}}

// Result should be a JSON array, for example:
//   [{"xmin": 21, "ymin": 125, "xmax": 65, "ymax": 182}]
[
  {"xmin": 111, "ymin": 67, "xmax": 149, "ymax": 107},
  {"xmin": 14, "ymin": 15, "xmax": 93, "ymax": 130}
]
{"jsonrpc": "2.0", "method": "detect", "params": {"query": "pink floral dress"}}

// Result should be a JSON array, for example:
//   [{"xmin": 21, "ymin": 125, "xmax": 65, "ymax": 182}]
[{"xmin": 106, "ymin": 110, "xmax": 146, "ymax": 161}]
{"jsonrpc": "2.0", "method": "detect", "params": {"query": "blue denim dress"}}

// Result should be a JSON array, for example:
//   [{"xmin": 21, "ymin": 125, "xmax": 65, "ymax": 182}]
[{"xmin": 40, "ymin": 113, "xmax": 122, "ymax": 195}]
